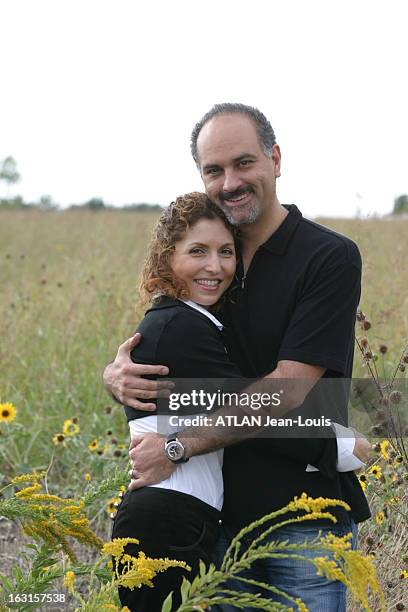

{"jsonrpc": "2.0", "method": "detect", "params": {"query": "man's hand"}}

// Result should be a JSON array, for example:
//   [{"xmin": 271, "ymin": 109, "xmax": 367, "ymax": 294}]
[
  {"xmin": 102, "ymin": 333, "xmax": 173, "ymax": 409},
  {"xmin": 128, "ymin": 433, "xmax": 176, "ymax": 490},
  {"xmin": 352, "ymin": 431, "xmax": 371, "ymax": 465}
]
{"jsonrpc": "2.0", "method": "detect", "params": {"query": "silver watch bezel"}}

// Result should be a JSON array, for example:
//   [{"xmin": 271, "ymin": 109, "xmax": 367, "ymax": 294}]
[{"xmin": 165, "ymin": 437, "xmax": 186, "ymax": 463}]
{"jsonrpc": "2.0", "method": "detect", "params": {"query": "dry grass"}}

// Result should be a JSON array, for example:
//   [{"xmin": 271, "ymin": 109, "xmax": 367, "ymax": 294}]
[{"xmin": 1, "ymin": 209, "xmax": 407, "ymax": 610}]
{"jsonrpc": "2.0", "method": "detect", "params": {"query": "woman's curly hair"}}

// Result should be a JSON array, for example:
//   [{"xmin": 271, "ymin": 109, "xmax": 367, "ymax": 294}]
[{"xmin": 139, "ymin": 192, "xmax": 236, "ymax": 304}]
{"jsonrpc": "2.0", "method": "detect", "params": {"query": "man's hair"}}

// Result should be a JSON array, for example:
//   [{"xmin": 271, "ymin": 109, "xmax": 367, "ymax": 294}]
[
  {"xmin": 139, "ymin": 192, "xmax": 236, "ymax": 304},
  {"xmin": 190, "ymin": 103, "xmax": 277, "ymax": 165}
]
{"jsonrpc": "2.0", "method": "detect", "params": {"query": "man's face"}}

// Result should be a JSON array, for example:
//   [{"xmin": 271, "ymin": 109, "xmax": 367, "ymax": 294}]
[{"xmin": 196, "ymin": 114, "xmax": 281, "ymax": 226}]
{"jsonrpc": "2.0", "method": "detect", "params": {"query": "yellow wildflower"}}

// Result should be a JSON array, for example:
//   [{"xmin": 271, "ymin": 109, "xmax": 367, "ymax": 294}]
[
  {"xmin": 84, "ymin": 473, "xmax": 92, "ymax": 482},
  {"xmin": 122, "ymin": 607, "xmax": 131, "ymax": 612},
  {"xmin": 294, "ymin": 599, "xmax": 308, "ymax": 612},
  {"xmin": 63, "ymin": 570, "xmax": 75, "ymax": 592},
  {"xmin": 107, "ymin": 497, "xmax": 121, "ymax": 516},
  {"xmin": 287, "ymin": 493, "xmax": 350, "ymax": 514},
  {"xmin": 63, "ymin": 419, "xmax": 80, "ymax": 436},
  {"xmin": 320, "ymin": 531, "xmax": 352, "ymax": 551},
  {"xmin": 379, "ymin": 440, "xmax": 390, "ymax": 461},
  {"xmin": 88, "ymin": 439, "xmax": 99, "ymax": 451},
  {"xmin": 11, "ymin": 471, "xmax": 45, "ymax": 484},
  {"xmin": 400, "ymin": 570, "xmax": 408, "ymax": 579},
  {"xmin": 117, "ymin": 551, "xmax": 190, "ymax": 590},
  {"xmin": 369, "ymin": 464, "xmax": 382, "ymax": 480},
  {"xmin": 358, "ymin": 474, "xmax": 367, "ymax": 492},
  {"xmin": 0, "ymin": 402, "xmax": 17, "ymax": 422},
  {"xmin": 375, "ymin": 511, "xmax": 385, "ymax": 525},
  {"xmin": 52, "ymin": 432, "xmax": 65, "ymax": 446},
  {"xmin": 15, "ymin": 483, "xmax": 42, "ymax": 498},
  {"xmin": 102, "ymin": 538, "xmax": 140, "ymax": 559}
]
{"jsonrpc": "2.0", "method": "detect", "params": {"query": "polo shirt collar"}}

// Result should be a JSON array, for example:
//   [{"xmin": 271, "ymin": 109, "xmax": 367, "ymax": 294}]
[
  {"xmin": 259, "ymin": 204, "xmax": 302, "ymax": 255},
  {"xmin": 181, "ymin": 299, "xmax": 223, "ymax": 330}
]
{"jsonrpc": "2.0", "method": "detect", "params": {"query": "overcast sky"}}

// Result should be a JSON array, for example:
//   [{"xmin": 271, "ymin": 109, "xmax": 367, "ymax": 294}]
[{"xmin": 1, "ymin": 0, "xmax": 407, "ymax": 217}]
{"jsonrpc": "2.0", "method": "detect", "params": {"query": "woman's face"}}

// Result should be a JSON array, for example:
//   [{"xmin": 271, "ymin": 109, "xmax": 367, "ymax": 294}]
[{"xmin": 170, "ymin": 217, "xmax": 236, "ymax": 307}]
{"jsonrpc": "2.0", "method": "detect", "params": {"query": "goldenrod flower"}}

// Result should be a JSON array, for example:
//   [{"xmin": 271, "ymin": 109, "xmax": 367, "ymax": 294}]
[
  {"xmin": 63, "ymin": 570, "xmax": 75, "ymax": 592},
  {"xmin": 375, "ymin": 511, "xmax": 385, "ymax": 525},
  {"xmin": 117, "ymin": 550, "xmax": 190, "ymax": 590},
  {"xmin": 63, "ymin": 419, "xmax": 80, "ymax": 437},
  {"xmin": 369, "ymin": 464, "xmax": 382, "ymax": 480},
  {"xmin": 52, "ymin": 433, "xmax": 65, "ymax": 445},
  {"xmin": 0, "ymin": 402, "xmax": 17, "ymax": 422},
  {"xmin": 11, "ymin": 471, "xmax": 45, "ymax": 485},
  {"xmin": 379, "ymin": 440, "xmax": 390, "ymax": 461},
  {"xmin": 88, "ymin": 439, "xmax": 99, "ymax": 451},
  {"xmin": 400, "ymin": 570, "xmax": 408, "ymax": 579},
  {"xmin": 287, "ymin": 493, "xmax": 350, "ymax": 514},
  {"xmin": 15, "ymin": 483, "xmax": 42, "ymax": 498},
  {"xmin": 102, "ymin": 538, "xmax": 140, "ymax": 559}
]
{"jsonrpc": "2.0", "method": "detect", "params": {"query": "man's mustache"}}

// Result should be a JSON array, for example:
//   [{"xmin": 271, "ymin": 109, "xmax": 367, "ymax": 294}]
[{"xmin": 219, "ymin": 186, "xmax": 253, "ymax": 202}]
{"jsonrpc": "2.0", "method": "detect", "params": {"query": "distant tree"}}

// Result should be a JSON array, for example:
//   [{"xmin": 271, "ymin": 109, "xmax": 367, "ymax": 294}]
[
  {"xmin": 0, "ymin": 156, "xmax": 21, "ymax": 196},
  {"xmin": 84, "ymin": 198, "xmax": 105, "ymax": 210},
  {"xmin": 0, "ymin": 156, "xmax": 20, "ymax": 184},
  {"xmin": 393, "ymin": 194, "xmax": 408, "ymax": 215},
  {"xmin": 38, "ymin": 195, "xmax": 58, "ymax": 210}
]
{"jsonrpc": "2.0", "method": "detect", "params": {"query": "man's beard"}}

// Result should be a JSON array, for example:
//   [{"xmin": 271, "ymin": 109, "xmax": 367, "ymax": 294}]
[{"xmin": 218, "ymin": 187, "xmax": 260, "ymax": 226}]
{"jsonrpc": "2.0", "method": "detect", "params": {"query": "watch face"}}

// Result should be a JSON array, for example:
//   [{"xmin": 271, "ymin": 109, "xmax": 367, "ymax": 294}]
[{"xmin": 166, "ymin": 441, "xmax": 184, "ymax": 461}]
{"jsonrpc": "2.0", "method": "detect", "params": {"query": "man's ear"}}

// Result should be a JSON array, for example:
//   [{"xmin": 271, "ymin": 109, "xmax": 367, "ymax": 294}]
[{"xmin": 272, "ymin": 144, "xmax": 281, "ymax": 178}]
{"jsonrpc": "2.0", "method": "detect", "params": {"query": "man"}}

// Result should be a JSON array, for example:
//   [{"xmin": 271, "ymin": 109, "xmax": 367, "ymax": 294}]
[{"xmin": 104, "ymin": 103, "xmax": 370, "ymax": 610}]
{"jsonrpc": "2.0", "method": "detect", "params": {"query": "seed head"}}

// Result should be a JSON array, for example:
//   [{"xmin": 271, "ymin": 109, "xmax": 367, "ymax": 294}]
[
  {"xmin": 379, "ymin": 344, "xmax": 388, "ymax": 354},
  {"xmin": 399, "ymin": 364, "xmax": 406, "ymax": 372},
  {"xmin": 362, "ymin": 320, "xmax": 371, "ymax": 331},
  {"xmin": 403, "ymin": 354, "xmax": 408, "ymax": 364},
  {"xmin": 360, "ymin": 337, "xmax": 369, "ymax": 348},
  {"xmin": 390, "ymin": 390, "xmax": 402, "ymax": 404},
  {"xmin": 356, "ymin": 310, "xmax": 365, "ymax": 322}
]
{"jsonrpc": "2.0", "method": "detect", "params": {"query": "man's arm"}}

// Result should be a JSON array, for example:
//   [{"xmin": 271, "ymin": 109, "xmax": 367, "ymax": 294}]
[
  {"xmin": 128, "ymin": 358, "xmax": 370, "ymax": 490},
  {"xmin": 128, "ymin": 359, "xmax": 329, "ymax": 489}
]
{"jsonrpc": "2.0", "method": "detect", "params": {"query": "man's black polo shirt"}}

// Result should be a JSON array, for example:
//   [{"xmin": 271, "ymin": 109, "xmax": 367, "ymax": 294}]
[{"xmin": 220, "ymin": 204, "xmax": 370, "ymax": 530}]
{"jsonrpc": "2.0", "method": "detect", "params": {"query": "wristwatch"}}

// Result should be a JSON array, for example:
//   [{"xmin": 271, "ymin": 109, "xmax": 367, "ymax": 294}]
[{"xmin": 165, "ymin": 434, "xmax": 189, "ymax": 464}]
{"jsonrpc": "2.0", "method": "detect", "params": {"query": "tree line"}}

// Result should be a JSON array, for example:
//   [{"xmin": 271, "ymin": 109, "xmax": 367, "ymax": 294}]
[
  {"xmin": 1, "ymin": 155, "xmax": 407, "ymax": 214},
  {"xmin": 0, "ymin": 157, "xmax": 162, "ymax": 212}
]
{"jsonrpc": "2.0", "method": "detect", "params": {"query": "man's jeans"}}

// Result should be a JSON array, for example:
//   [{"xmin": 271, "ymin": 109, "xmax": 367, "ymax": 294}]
[{"xmin": 212, "ymin": 516, "xmax": 358, "ymax": 612}]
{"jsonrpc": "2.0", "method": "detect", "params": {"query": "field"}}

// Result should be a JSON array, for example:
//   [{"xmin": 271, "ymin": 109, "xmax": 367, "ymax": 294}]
[{"xmin": 0, "ymin": 209, "xmax": 407, "ymax": 610}]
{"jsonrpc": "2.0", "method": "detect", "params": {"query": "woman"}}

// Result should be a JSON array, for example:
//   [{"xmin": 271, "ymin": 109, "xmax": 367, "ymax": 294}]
[{"xmin": 111, "ymin": 192, "xmax": 242, "ymax": 611}]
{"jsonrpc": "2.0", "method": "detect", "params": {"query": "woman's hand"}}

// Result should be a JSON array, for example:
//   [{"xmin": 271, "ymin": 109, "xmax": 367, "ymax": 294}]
[
  {"xmin": 103, "ymin": 333, "xmax": 173, "ymax": 409},
  {"xmin": 128, "ymin": 433, "xmax": 177, "ymax": 489}
]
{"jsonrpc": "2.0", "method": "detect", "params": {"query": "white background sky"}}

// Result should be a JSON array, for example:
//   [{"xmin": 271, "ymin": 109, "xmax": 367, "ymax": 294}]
[{"xmin": 1, "ymin": 0, "xmax": 407, "ymax": 217}]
